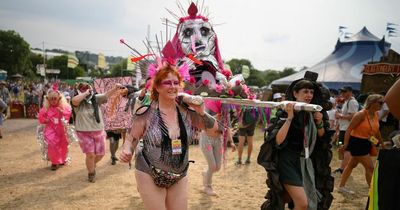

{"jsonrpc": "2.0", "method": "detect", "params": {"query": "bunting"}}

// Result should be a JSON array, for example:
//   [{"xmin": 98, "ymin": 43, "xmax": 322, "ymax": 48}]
[
  {"xmin": 98, "ymin": 53, "xmax": 108, "ymax": 69},
  {"xmin": 127, "ymin": 55, "xmax": 136, "ymax": 71},
  {"xmin": 67, "ymin": 54, "xmax": 79, "ymax": 68},
  {"xmin": 386, "ymin": 22, "xmax": 398, "ymax": 37}
]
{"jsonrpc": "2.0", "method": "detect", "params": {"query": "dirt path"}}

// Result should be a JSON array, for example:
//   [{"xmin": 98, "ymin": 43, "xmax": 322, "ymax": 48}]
[{"xmin": 0, "ymin": 119, "xmax": 368, "ymax": 209}]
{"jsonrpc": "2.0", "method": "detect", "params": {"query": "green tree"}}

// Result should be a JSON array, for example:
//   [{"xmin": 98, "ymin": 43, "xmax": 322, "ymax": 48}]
[
  {"xmin": 110, "ymin": 59, "xmax": 130, "ymax": 77},
  {"xmin": 280, "ymin": 67, "xmax": 296, "ymax": 77},
  {"xmin": 226, "ymin": 59, "xmax": 253, "ymax": 75},
  {"xmin": 46, "ymin": 55, "xmax": 85, "ymax": 79},
  {"xmin": 0, "ymin": 30, "xmax": 34, "ymax": 77},
  {"xmin": 73, "ymin": 66, "xmax": 85, "ymax": 78}
]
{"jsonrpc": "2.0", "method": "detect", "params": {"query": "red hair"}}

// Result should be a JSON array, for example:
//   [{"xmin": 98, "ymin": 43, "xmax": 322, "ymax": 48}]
[{"xmin": 150, "ymin": 64, "xmax": 183, "ymax": 100}]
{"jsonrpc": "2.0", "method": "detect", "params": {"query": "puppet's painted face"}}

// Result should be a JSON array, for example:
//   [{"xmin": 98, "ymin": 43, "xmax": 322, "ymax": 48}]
[{"xmin": 178, "ymin": 19, "xmax": 215, "ymax": 57}]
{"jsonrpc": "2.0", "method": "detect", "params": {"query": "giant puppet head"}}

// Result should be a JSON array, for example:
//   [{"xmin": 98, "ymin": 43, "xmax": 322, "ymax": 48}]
[{"xmin": 172, "ymin": 3, "xmax": 226, "ymax": 88}]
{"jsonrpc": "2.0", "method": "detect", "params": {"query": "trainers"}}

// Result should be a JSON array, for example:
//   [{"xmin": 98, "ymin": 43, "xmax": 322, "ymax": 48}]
[
  {"xmin": 338, "ymin": 186, "xmax": 355, "ymax": 195},
  {"xmin": 88, "ymin": 171, "xmax": 96, "ymax": 183},
  {"xmin": 203, "ymin": 186, "xmax": 217, "ymax": 196},
  {"xmin": 245, "ymin": 159, "xmax": 251, "ymax": 165},
  {"xmin": 333, "ymin": 168, "xmax": 343, "ymax": 174},
  {"xmin": 332, "ymin": 168, "xmax": 343, "ymax": 176},
  {"xmin": 235, "ymin": 160, "xmax": 242, "ymax": 166}
]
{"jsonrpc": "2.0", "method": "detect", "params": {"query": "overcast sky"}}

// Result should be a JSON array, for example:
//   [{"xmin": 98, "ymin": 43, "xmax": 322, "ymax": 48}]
[{"xmin": 1, "ymin": 0, "xmax": 399, "ymax": 71}]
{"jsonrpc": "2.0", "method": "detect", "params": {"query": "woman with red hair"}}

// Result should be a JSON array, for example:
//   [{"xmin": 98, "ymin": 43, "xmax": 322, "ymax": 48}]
[{"xmin": 120, "ymin": 63, "xmax": 218, "ymax": 210}]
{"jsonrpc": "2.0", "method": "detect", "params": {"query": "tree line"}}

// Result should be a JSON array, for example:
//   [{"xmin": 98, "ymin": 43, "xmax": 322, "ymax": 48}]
[{"xmin": 0, "ymin": 30, "xmax": 297, "ymax": 86}]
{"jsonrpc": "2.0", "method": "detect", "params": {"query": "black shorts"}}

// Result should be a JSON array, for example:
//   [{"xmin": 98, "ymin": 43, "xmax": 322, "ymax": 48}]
[
  {"xmin": 338, "ymin": 130, "xmax": 346, "ymax": 144},
  {"xmin": 106, "ymin": 131, "xmax": 121, "ymax": 140},
  {"xmin": 348, "ymin": 136, "xmax": 372, "ymax": 156},
  {"xmin": 238, "ymin": 122, "xmax": 257, "ymax": 136}
]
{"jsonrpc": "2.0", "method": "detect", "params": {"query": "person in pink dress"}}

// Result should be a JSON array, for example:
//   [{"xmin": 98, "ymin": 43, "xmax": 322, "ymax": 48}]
[{"xmin": 38, "ymin": 85, "xmax": 72, "ymax": 170}]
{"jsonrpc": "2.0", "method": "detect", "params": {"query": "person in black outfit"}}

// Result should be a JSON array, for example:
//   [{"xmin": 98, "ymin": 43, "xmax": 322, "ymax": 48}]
[{"xmin": 258, "ymin": 76, "xmax": 333, "ymax": 210}]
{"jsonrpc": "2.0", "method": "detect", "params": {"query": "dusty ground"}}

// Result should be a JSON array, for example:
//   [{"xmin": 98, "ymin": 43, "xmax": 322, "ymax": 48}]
[{"xmin": 0, "ymin": 119, "xmax": 369, "ymax": 210}]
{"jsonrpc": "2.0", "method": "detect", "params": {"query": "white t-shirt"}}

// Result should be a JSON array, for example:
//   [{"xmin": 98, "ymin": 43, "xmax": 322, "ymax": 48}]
[
  {"xmin": 327, "ymin": 109, "xmax": 337, "ymax": 130},
  {"xmin": 338, "ymin": 97, "xmax": 359, "ymax": 131},
  {"xmin": 378, "ymin": 102, "xmax": 389, "ymax": 122}
]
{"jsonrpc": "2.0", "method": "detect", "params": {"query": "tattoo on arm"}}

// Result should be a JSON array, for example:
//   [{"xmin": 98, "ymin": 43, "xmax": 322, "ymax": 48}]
[{"xmin": 202, "ymin": 113, "xmax": 216, "ymax": 129}]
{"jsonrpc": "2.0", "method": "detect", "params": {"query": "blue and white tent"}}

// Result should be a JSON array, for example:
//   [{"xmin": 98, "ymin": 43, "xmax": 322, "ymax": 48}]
[{"xmin": 271, "ymin": 27, "xmax": 392, "ymax": 91}]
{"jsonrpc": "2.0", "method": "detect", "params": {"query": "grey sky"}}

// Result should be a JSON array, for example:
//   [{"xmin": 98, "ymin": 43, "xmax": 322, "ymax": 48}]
[{"xmin": 0, "ymin": 0, "xmax": 399, "ymax": 70}]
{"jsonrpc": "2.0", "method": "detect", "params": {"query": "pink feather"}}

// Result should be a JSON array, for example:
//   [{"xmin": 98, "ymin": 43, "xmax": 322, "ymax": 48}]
[
  {"xmin": 148, "ymin": 64, "xmax": 158, "ymax": 79},
  {"xmin": 178, "ymin": 63, "xmax": 190, "ymax": 80}
]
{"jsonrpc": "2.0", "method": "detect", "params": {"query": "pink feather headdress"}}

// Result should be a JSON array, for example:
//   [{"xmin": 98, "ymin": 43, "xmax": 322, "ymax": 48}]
[{"xmin": 120, "ymin": 38, "xmax": 190, "ymax": 89}]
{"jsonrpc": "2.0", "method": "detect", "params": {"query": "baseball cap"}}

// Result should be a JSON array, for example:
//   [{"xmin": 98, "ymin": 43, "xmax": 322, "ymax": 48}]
[
  {"xmin": 339, "ymin": 86, "xmax": 353, "ymax": 92},
  {"xmin": 273, "ymin": 93, "xmax": 282, "ymax": 99}
]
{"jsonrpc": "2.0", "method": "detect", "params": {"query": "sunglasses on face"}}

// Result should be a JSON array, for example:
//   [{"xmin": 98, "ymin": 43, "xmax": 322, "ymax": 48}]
[
  {"xmin": 377, "ymin": 101, "xmax": 384, "ymax": 105},
  {"xmin": 160, "ymin": 80, "xmax": 180, "ymax": 87},
  {"xmin": 48, "ymin": 97, "xmax": 59, "ymax": 101}
]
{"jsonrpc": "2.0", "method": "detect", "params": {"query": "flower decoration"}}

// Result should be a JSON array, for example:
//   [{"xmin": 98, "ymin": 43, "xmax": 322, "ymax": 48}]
[{"xmin": 214, "ymin": 84, "xmax": 224, "ymax": 93}]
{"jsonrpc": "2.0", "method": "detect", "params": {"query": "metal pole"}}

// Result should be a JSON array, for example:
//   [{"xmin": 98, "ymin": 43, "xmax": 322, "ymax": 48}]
[{"xmin": 43, "ymin": 41, "xmax": 46, "ymax": 82}]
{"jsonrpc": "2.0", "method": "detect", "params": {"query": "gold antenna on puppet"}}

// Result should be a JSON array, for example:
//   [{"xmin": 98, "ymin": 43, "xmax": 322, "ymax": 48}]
[
  {"xmin": 120, "ymin": 38, "xmax": 151, "ymax": 63},
  {"xmin": 161, "ymin": 18, "xmax": 177, "ymax": 29},
  {"xmin": 160, "ymin": 31, "xmax": 164, "ymax": 49},
  {"xmin": 176, "ymin": 1, "xmax": 186, "ymax": 17},
  {"xmin": 200, "ymin": 0, "xmax": 205, "ymax": 15},
  {"xmin": 142, "ymin": 39, "xmax": 157, "ymax": 60},
  {"xmin": 205, "ymin": 6, "xmax": 210, "ymax": 17},
  {"xmin": 155, "ymin": 34, "xmax": 162, "ymax": 57},
  {"xmin": 165, "ymin": 8, "xmax": 180, "ymax": 21},
  {"xmin": 165, "ymin": 18, "xmax": 168, "ymax": 43}
]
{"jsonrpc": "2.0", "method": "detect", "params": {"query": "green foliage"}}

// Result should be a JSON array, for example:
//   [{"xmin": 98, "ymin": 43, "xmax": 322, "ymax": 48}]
[
  {"xmin": 30, "ymin": 52, "xmax": 43, "ymax": 69},
  {"xmin": 226, "ymin": 59, "xmax": 253, "ymax": 75},
  {"xmin": 46, "ymin": 55, "xmax": 85, "ymax": 79},
  {"xmin": 74, "ymin": 66, "xmax": 85, "ymax": 78},
  {"xmin": 226, "ymin": 58, "xmax": 297, "ymax": 87},
  {"xmin": 0, "ymin": 30, "xmax": 34, "ymax": 77},
  {"xmin": 109, "ymin": 59, "xmax": 131, "ymax": 77},
  {"xmin": 280, "ymin": 67, "xmax": 296, "ymax": 77}
]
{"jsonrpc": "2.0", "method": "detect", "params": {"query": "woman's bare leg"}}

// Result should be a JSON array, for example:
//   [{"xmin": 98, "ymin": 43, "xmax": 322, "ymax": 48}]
[
  {"xmin": 284, "ymin": 184, "xmax": 308, "ymax": 210},
  {"xmin": 166, "ymin": 177, "xmax": 188, "ymax": 210},
  {"xmin": 339, "ymin": 157, "xmax": 359, "ymax": 187},
  {"xmin": 135, "ymin": 170, "xmax": 167, "ymax": 210},
  {"xmin": 358, "ymin": 156, "xmax": 374, "ymax": 186}
]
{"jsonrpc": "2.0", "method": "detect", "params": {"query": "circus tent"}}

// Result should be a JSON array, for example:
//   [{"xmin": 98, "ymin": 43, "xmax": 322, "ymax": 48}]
[{"xmin": 271, "ymin": 27, "xmax": 392, "ymax": 91}]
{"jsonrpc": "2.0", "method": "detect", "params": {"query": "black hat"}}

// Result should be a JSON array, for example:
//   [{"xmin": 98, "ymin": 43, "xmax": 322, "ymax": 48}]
[{"xmin": 339, "ymin": 86, "xmax": 353, "ymax": 92}]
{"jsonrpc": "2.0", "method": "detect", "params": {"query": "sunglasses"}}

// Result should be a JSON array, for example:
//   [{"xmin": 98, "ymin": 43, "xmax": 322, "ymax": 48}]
[
  {"xmin": 48, "ymin": 97, "xmax": 59, "ymax": 101},
  {"xmin": 161, "ymin": 80, "xmax": 180, "ymax": 87},
  {"xmin": 377, "ymin": 101, "xmax": 384, "ymax": 105}
]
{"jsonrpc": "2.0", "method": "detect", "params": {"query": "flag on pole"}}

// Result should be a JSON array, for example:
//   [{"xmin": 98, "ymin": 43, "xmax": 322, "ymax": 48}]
[
  {"xmin": 67, "ymin": 54, "xmax": 79, "ymax": 68},
  {"xmin": 98, "ymin": 53, "xmax": 108, "ymax": 69},
  {"xmin": 127, "ymin": 55, "xmax": 136, "ymax": 71},
  {"xmin": 344, "ymin": 32, "xmax": 353, "ymax": 39}
]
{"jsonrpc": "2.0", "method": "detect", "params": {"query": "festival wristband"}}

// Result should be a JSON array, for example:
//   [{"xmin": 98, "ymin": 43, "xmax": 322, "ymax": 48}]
[{"xmin": 316, "ymin": 122, "xmax": 324, "ymax": 129}]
